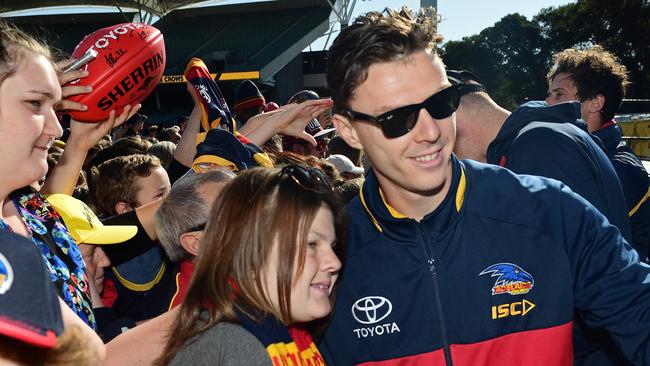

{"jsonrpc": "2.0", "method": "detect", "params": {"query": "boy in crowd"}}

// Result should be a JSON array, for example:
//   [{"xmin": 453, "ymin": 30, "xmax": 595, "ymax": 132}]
[{"xmin": 90, "ymin": 154, "xmax": 173, "ymax": 322}]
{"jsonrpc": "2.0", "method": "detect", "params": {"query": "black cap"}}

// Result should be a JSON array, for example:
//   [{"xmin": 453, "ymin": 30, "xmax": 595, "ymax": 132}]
[
  {"xmin": 0, "ymin": 231, "xmax": 63, "ymax": 348},
  {"xmin": 447, "ymin": 70, "xmax": 487, "ymax": 96},
  {"xmin": 287, "ymin": 90, "xmax": 320, "ymax": 104},
  {"xmin": 234, "ymin": 80, "xmax": 265, "ymax": 112}
]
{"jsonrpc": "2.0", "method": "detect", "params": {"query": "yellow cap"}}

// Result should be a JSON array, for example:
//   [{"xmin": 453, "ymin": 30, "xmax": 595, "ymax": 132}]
[{"xmin": 46, "ymin": 194, "xmax": 137, "ymax": 245}]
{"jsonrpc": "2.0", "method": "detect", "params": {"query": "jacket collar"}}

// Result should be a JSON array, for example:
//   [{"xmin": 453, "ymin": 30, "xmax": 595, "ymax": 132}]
[
  {"xmin": 486, "ymin": 101, "xmax": 585, "ymax": 165},
  {"xmin": 592, "ymin": 121, "xmax": 623, "ymax": 156},
  {"xmin": 359, "ymin": 156, "xmax": 466, "ymax": 241}
]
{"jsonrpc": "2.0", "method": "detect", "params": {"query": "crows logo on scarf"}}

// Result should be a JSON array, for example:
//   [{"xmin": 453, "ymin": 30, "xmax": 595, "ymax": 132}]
[{"xmin": 184, "ymin": 58, "xmax": 236, "ymax": 134}]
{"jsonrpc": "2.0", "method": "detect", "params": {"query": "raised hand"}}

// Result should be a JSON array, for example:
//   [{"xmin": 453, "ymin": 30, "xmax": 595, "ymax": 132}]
[
  {"xmin": 241, "ymin": 99, "xmax": 333, "ymax": 146},
  {"xmin": 55, "ymin": 59, "xmax": 92, "ymax": 112}
]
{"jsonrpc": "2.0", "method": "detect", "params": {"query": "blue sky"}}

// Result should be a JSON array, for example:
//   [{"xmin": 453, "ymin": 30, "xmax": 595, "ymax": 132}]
[
  {"xmin": 8, "ymin": 0, "xmax": 575, "ymax": 49},
  {"xmin": 309, "ymin": 0, "xmax": 575, "ymax": 50}
]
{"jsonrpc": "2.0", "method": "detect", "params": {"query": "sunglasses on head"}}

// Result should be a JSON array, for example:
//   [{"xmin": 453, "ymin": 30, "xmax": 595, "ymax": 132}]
[
  {"xmin": 280, "ymin": 164, "xmax": 333, "ymax": 194},
  {"xmin": 340, "ymin": 84, "xmax": 461, "ymax": 139}
]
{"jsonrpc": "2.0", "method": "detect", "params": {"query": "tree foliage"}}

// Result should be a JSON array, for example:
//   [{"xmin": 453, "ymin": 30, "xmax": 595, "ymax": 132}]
[{"xmin": 440, "ymin": 0, "xmax": 650, "ymax": 110}]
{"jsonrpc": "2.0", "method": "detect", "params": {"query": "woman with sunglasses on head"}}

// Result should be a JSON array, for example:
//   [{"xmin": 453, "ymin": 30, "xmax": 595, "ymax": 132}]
[{"xmin": 156, "ymin": 164, "xmax": 344, "ymax": 366}]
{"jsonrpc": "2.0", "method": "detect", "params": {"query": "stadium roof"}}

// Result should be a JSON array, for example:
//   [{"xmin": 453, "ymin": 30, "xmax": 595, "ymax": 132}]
[
  {"xmin": 5, "ymin": 0, "xmax": 334, "ymax": 81},
  {"xmin": 0, "ymin": 0, "xmax": 204, "ymax": 17}
]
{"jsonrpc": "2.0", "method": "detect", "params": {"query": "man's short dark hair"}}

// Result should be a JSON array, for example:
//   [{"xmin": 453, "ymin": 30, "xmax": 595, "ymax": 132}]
[
  {"xmin": 327, "ymin": 7, "xmax": 441, "ymax": 113},
  {"xmin": 126, "ymin": 113, "xmax": 147, "ymax": 126},
  {"xmin": 547, "ymin": 45, "xmax": 629, "ymax": 121}
]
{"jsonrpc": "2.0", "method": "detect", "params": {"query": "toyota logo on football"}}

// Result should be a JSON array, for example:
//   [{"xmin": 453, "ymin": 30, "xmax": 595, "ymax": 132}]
[{"xmin": 352, "ymin": 296, "xmax": 393, "ymax": 325}]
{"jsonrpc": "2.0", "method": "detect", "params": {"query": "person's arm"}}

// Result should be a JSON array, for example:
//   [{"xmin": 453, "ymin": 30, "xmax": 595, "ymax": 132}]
[
  {"xmin": 559, "ymin": 186, "xmax": 650, "ymax": 365},
  {"xmin": 505, "ymin": 128, "xmax": 599, "ymax": 204},
  {"xmin": 42, "ymin": 63, "xmax": 140, "ymax": 195},
  {"xmin": 104, "ymin": 307, "xmax": 179, "ymax": 366},
  {"xmin": 506, "ymin": 127, "xmax": 632, "ymax": 240},
  {"xmin": 166, "ymin": 322, "xmax": 273, "ymax": 366},
  {"xmin": 134, "ymin": 198, "xmax": 162, "ymax": 240},
  {"xmin": 239, "ymin": 99, "xmax": 333, "ymax": 146},
  {"xmin": 174, "ymin": 84, "xmax": 203, "ymax": 167},
  {"xmin": 42, "ymin": 107, "xmax": 140, "ymax": 195},
  {"xmin": 59, "ymin": 297, "xmax": 105, "ymax": 362},
  {"xmin": 100, "ymin": 199, "xmax": 162, "ymax": 266}
]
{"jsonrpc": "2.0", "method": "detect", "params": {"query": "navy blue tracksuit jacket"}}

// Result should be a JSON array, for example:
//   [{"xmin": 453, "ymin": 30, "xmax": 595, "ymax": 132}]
[
  {"xmin": 486, "ymin": 101, "xmax": 636, "ymax": 365},
  {"xmin": 593, "ymin": 122, "xmax": 650, "ymax": 262},
  {"xmin": 319, "ymin": 158, "xmax": 650, "ymax": 366},
  {"xmin": 320, "ymin": 157, "xmax": 650, "ymax": 365},
  {"xmin": 486, "ymin": 101, "xmax": 631, "ymax": 242}
]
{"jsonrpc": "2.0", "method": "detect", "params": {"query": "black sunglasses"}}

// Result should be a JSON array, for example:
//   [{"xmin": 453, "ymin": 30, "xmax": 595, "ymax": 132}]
[
  {"xmin": 340, "ymin": 84, "xmax": 461, "ymax": 138},
  {"xmin": 280, "ymin": 165, "xmax": 333, "ymax": 194}
]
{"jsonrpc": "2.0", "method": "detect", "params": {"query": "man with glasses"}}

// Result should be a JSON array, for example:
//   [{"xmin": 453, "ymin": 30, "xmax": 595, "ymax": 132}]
[{"xmin": 319, "ymin": 7, "xmax": 650, "ymax": 365}]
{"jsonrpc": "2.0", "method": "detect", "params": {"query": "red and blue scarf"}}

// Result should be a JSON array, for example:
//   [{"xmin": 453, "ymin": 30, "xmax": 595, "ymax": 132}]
[
  {"xmin": 236, "ymin": 310, "xmax": 326, "ymax": 366},
  {"xmin": 184, "ymin": 58, "xmax": 236, "ymax": 134}
]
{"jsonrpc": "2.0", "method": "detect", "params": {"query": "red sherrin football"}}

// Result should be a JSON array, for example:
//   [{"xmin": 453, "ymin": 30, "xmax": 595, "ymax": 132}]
[{"xmin": 67, "ymin": 23, "xmax": 166, "ymax": 123}]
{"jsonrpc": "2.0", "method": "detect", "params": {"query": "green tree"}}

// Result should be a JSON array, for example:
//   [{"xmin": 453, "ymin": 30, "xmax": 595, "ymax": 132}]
[
  {"xmin": 440, "ymin": 0, "xmax": 650, "ymax": 108},
  {"xmin": 441, "ymin": 14, "xmax": 548, "ymax": 109},
  {"xmin": 535, "ymin": 0, "xmax": 650, "ymax": 98}
]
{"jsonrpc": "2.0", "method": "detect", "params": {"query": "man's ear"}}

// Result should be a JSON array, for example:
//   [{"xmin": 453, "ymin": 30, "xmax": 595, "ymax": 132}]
[
  {"xmin": 179, "ymin": 232, "xmax": 201, "ymax": 257},
  {"xmin": 114, "ymin": 202, "xmax": 132, "ymax": 215},
  {"xmin": 333, "ymin": 113, "xmax": 363, "ymax": 150},
  {"xmin": 589, "ymin": 94, "xmax": 606, "ymax": 114}
]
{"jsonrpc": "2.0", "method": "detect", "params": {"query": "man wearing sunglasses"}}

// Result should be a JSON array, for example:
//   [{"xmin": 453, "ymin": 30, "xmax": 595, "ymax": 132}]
[{"xmin": 319, "ymin": 7, "xmax": 650, "ymax": 366}]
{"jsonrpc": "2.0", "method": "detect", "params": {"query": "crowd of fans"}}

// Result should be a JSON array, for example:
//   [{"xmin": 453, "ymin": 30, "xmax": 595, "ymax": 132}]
[{"xmin": 1, "ymin": 5, "xmax": 650, "ymax": 366}]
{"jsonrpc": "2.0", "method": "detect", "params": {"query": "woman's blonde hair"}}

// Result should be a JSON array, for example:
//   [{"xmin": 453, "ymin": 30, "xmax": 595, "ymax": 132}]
[
  {"xmin": 0, "ymin": 20, "xmax": 54, "ymax": 85},
  {"xmin": 0, "ymin": 325, "xmax": 100, "ymax": 366}
]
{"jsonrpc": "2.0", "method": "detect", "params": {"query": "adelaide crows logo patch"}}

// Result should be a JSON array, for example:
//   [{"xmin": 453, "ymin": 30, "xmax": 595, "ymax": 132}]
[
  {"xmin": 479, "ymin": 263, "xmax": 534, "ymax": 296},
  {"xmin": 0, "ymin": 253, "xmax": 14, "ymax": 295}
]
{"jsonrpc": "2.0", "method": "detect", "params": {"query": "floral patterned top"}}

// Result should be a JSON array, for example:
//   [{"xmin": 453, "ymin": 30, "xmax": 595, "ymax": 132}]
[{"xmin": 0, "ymin": 187, "xmax": 96, "ymax": 329}]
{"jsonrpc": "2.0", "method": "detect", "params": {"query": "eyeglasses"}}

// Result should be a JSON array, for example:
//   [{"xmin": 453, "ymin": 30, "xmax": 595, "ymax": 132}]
[
  {"xmin": 280, "ymin": 165, "xmax": 333, "ymax": 194},
  {"xmin": 340, "ymin": 84, "xmax": 461, "ymax": 139},
  {"xmin": 184, "ymin": 222, "xmax": 206, "ymax": 233}
]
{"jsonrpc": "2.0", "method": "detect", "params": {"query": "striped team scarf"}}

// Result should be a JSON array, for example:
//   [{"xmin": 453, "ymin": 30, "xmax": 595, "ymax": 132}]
[
  {"xmin": 184, "ymin": 57, "xmax": 236, "ymax": 134},
  {"xmin": 192, "ymin": 128, "xmax": 273, "ymax": 173},
  {"xmin": 184, "ymin": 58, "xmax": 273, "ymax": 172},
  {"xmin": 236, "ymin": 309, "xmax": 326, "ymax": 366}
]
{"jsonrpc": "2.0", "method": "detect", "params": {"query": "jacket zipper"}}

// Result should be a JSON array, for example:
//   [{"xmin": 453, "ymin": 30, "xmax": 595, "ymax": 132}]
[{"xmin": 419, "ymin": 225, "xmax": 453, "ymax": 366}]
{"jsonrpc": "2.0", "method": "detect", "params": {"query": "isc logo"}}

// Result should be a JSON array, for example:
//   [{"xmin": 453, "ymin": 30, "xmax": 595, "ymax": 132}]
[{"xmin": 491, "ymin": 299, "xmax": 536, "ymax": 319}]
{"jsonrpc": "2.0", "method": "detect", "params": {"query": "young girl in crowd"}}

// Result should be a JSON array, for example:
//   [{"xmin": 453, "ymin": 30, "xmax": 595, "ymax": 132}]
[{"xmin": 156, "ymin": 165, "xmax": 344, "ymax": 365}]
